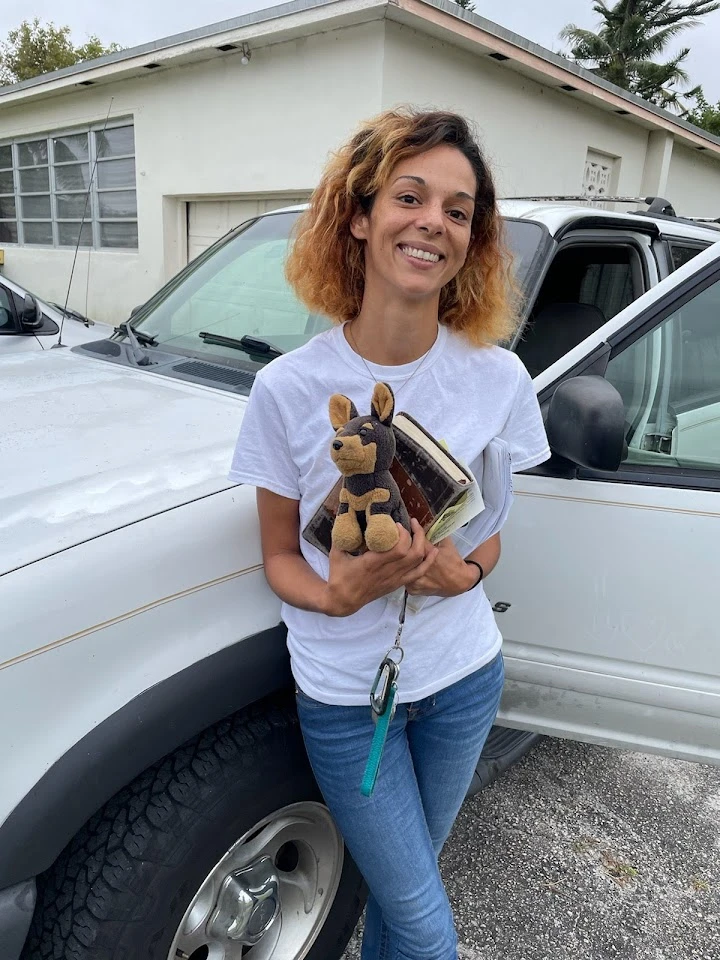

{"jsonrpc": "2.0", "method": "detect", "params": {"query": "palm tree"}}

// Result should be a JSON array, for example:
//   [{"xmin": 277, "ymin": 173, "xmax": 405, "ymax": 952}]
[{"xmin": 560, "ymin": 1, "xmax": 720, "ymax": 111}]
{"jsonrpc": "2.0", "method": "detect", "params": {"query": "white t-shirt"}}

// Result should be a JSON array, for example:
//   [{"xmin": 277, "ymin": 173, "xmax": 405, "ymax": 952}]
[{"xmin": 228, "ymin": 322, "xmax": 550, "ymax": 705}]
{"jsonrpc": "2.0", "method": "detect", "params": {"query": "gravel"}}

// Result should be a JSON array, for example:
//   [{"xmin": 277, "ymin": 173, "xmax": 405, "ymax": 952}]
[{"xmin": 342, "ymin": 738, "xmax": 720, "ymax": 960}]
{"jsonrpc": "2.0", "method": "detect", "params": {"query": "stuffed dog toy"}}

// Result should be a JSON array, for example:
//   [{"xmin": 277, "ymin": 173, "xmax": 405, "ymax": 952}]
[{"xmin": 328, "ymin": 382, "xmax": 411, "ymax": 553}]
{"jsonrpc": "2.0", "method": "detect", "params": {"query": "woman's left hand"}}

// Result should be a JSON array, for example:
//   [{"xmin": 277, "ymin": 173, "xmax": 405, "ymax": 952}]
[{"xmin": 403, "ymin": 537, "xmax": 477, "ymax": 597}]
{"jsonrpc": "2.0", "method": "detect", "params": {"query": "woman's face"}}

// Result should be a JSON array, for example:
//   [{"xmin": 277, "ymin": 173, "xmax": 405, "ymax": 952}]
[{"xmin": 350, "ymin": 144, "xmax": 477, "ymax": 305}]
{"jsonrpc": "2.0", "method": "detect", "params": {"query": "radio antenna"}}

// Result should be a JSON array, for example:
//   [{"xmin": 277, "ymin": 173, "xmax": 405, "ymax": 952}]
[{"xmin": 55, "ymin": 97, "xmax": 114, "ymax": 348}]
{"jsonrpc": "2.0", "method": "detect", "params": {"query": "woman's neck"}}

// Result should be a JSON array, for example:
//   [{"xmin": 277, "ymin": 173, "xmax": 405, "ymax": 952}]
[{"xmin": 346, "ymin": 291, "xmax": 440, "ymax": 366}]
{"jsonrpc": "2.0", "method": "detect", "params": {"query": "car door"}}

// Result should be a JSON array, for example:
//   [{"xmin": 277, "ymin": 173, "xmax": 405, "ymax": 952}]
[{"xmin": 491, "ymin": 249, "xmax": 720, "ymax": 766}]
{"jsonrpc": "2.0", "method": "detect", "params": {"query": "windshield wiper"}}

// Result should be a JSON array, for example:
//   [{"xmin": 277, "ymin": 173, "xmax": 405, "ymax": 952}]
[
  {"xmin": 115, "ymin": 322, "xmax": 158, "ymax": 346},
  {"xmin": 51, "ymin": 303, "xmax": 93, "ymax": 326},
  {"xmin": 198, "ymin": 331, "xmax": 284, "ymax": 360}
]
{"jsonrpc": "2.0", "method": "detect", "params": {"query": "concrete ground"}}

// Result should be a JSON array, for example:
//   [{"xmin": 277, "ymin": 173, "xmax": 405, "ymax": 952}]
[{"xmin": 342, "ymin": 737, "xmax": 720, "ymax": 960}]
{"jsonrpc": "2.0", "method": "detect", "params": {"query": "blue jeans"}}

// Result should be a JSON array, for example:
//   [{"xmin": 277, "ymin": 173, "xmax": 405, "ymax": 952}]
[{"xmin": 295, "ymin": 652, "xmax": 505, "ymax": 960}]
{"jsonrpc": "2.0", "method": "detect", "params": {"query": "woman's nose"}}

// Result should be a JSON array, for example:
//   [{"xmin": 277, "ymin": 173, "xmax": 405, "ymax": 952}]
[{"xmin": 417, "ymin": 202, "xmax": 445, "ymax": 234}]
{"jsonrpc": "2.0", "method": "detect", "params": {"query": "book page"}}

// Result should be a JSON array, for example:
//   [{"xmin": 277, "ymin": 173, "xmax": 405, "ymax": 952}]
[{"xmin": 425, "ymin": 480, "xmax": 484, "ymax": 544}]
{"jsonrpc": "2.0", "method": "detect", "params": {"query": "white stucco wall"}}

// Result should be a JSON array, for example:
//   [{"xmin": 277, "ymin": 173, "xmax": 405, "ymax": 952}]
[
  {"xmin": 381, "ymin": 22, "xmax": 651, "ymax": 199},
  {"xmin": 0, "ymin": 21, "xmax": 385, "ymax": 324},
  {"xmin": 666, "ymin": 144, "xmax": 720, "ymax": 217}
]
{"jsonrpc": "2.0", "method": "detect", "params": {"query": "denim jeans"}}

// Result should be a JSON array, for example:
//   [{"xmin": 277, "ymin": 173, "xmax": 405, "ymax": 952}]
[{"xmin": 295, "ymin": 651, "xmax": 505, "ymax": 960}]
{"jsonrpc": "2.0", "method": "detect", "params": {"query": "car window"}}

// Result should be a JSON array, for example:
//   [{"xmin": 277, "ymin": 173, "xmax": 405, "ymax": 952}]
[
  {"xmin": 0, "ymin": 284, "xmax": 16, "ymax": 333},
  {"xmin": 669, "ymin": 243, "xmax": 708, "ymax": 272},
  {"xmin": 516, "ymin": 243, "xmax": 640, "ymax": 377},
  {"xmin": 605, "ymin": 273, "xmax": 720, "ymax": 471}
]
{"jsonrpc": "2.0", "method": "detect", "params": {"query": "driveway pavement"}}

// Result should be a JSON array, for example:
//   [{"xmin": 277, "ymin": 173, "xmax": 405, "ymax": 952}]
[{"xmin": 342, "ymin": 737, "xmax": 720, "ymax": 959}]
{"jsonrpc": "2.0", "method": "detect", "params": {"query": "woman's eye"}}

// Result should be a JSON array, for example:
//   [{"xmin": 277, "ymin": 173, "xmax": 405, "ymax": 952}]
[
  {"xmin": 449, "ymin": 209, "xmax": 469, "ymax": 221},
  {"xmin": 398, "ymin": 194, "xmax": 418, "ymax": 204}
]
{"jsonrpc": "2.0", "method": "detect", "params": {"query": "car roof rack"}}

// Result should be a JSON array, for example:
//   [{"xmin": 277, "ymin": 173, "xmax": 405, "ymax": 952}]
[{"xmin": 502, "ymin": 195, "xmax": 720, "ymax": 232}]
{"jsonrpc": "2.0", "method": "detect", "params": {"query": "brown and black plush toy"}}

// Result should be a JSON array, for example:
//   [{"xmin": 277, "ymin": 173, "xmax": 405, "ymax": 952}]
[{"xmin": 328, "ymin": 382, "xmax": 411, "ymax": 553}]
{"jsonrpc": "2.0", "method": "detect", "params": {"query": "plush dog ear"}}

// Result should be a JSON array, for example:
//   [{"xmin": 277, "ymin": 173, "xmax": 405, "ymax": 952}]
[
  {"xmin": 329, "ymin": 394, "xmax": 359, "ymax": 430},
  {"xmin": 371, "ymin": 382, "xmax": 395, "ymax": 425}
]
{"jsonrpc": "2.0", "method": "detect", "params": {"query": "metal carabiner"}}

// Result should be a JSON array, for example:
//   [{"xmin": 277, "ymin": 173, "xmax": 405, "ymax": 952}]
[{"xmin": 370, "ymin": 657, "xmax": 399, "ymax": 722}]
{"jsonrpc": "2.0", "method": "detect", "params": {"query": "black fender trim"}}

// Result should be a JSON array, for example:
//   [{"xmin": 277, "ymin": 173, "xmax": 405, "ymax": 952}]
[{"xmin": 0, "ymin": 625, "xmax": 291, "ymax": 890}]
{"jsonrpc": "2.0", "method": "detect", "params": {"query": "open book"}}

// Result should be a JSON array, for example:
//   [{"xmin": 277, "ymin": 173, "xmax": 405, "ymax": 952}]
[{"xmin": 302, "ymin": 411, "xmax": 485, "ymax": 556}]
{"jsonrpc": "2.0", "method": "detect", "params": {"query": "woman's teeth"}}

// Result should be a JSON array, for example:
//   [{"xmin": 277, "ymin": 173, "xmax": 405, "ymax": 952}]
[{"xmin": 400, "ymin": 245, "xmax": 440, "ymax": 263}]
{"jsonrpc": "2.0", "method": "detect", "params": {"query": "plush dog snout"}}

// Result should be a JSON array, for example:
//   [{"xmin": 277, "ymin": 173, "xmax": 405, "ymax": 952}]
[{"xmin": 332, "ymin": 440, "xmax": 343, "ymax": 450}]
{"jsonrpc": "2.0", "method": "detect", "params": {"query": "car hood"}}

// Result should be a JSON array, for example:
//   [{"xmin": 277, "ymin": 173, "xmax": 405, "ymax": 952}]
[{"xmin": 1, "ymin": 349, "xmax": 248, "ymax": 574}]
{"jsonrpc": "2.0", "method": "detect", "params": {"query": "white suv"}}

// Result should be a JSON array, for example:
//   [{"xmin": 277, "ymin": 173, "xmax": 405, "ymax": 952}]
[{"xmin": 1, "ymin": 199, "xmax": 719, "ymax": 960}]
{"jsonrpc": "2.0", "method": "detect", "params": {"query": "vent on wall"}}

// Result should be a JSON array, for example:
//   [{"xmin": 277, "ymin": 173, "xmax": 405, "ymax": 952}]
[{"xmin": 582, "ymin": 149, "xmax": 620, "ymax": 206}]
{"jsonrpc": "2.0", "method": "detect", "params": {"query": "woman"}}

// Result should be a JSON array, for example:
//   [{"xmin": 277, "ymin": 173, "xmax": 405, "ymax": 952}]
[{"xmin": 229, "ymin": 109, "xmax": 550, "ymax": 960}]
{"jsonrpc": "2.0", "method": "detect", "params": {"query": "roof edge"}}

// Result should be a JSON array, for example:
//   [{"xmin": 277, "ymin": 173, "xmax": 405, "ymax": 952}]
[
  {"xmin": 400, "ymin": 0, "xmax": 720, "ymax": 152},
  {"xmin": 0, "ymin": 0, "xmax": 380, "ymax": 101}
]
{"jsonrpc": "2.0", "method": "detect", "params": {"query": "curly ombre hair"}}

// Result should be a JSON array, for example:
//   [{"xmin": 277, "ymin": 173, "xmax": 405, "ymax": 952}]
[{"xmin": 285, "ymin": 108, "xmax": 518, "ymax": 346}]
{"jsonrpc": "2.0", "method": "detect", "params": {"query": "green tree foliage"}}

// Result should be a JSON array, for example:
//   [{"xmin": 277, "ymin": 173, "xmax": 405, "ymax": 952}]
[
  {"xmin": 454, "ymin": 0, "xmax": 477, "ymax": 11},
  {"xmin": 683, "ymin": 88, "xmax": 720, "ymax": 134},
  {"xmin": 0, "ymin": 18, "xmax": 122, "ymax": 86},
  {"xmin": 560, "ymin": 1, "xmax": 720, "ymax": 111}
]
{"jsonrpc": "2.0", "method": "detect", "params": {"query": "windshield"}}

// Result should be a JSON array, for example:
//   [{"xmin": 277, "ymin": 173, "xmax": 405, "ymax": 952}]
[{"xmin": 132, "ymin": 211, "xmax": 549, "ymax": 366}]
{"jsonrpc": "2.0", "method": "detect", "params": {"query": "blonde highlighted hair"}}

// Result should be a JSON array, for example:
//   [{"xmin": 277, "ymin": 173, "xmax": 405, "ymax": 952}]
[{"xmin": 285, "ymin": 108, "xmax": 518, "ymax": 346}]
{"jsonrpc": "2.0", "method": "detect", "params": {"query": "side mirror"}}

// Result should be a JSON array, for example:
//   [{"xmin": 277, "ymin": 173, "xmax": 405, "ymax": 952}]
[
  {"xmin": 546, "ymin": 375, "xmax": 626, "ymax": 472},
  {"xmin": 21, "ymin": 294, "xmax": 43, "ymax": 331}
]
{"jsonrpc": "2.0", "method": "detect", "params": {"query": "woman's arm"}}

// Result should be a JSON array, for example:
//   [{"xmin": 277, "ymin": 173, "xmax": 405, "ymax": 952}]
[
  {"xmin": 405, "ymin": 533, "xmax": 501, "ymax": 597},
  {"xmin": 257, "ymin": 488, "xmax": 439, "ymax": 617}
]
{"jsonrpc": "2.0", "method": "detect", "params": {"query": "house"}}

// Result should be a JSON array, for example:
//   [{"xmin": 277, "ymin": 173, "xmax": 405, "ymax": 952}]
[{"xmin": 0, "ymin": 0, "xmax": 718, "ymax": 324}]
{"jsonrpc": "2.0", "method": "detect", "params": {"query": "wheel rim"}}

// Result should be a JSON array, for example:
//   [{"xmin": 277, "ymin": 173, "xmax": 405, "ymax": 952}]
[{"xmin": 167, "ymin": 801, "xmax": 344, "ymax": 960}]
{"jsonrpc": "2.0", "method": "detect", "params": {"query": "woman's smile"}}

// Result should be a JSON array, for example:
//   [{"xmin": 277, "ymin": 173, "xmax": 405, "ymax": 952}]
[{"xmin": 397, "ymin": 243, "xmax": 444, "ymax": 268}]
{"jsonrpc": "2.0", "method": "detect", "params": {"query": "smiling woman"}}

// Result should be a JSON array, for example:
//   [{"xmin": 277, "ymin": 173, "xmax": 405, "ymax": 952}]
[{"xmin": 228, "ymin": 107, "xmax": 550, "ymax": 960}]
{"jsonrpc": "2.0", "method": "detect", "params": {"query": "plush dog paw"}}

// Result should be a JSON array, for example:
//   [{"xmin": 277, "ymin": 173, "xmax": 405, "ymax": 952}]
[
  {"xmin": 332, "ymin": 512, "xmax": 364, "ymax": 552},
  {"xmin": 365, "ymin": 513, "xmax": 400, "ymax": 552}
]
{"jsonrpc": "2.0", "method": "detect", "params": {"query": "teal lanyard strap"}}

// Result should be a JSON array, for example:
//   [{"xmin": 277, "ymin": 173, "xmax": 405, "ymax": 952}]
[
  {"xmin": 360, "ymin": 682, "xmax": 397, "ymax": 797},
  {"xmin": 361, "ymin": 590, "xmax": 408, "ymax": 797}
]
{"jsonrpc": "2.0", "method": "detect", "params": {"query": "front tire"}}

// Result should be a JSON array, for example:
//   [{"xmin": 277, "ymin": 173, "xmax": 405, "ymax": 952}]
[{"xmin": 22, "ymin": 696, "xmax": 365, "ymax": 960}]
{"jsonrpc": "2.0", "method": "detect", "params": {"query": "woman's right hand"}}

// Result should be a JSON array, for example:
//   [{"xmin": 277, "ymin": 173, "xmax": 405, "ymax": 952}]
[{"xmin": 323, "ymin": 518, "xmax": 438, "ymax": 617}]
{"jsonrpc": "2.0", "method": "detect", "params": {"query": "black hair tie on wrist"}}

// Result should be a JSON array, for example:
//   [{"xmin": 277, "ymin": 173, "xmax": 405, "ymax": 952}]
[{"xmin": 464, "ymin": 559, "xmax": 484, "ymax": 591}]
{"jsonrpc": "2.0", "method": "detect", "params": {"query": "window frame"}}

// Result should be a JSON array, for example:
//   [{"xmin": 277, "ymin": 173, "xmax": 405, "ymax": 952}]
[
  {"xmin": 513, "ymin": 231, "xmax": 653, "ymax": 377},
  {"xmin": 0, "ymin": 118, "xmax": 137, "ymax": 251},
  {"xmin": 537, "ymin": 256, "xmax": 720, "ymax": 492},
  {"xmin": 662, "ymin": 237, "xmax": 712, "ymax": 275}
]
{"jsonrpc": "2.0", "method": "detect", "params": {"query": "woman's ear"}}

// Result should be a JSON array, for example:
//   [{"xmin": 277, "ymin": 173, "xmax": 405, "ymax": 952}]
[{"xmin": 350, "ymin": 209, "xmax": 369, "ymax": 241}]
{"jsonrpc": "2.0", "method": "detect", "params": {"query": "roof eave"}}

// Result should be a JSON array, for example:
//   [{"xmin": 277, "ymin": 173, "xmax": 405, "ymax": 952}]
[
  {"xmin": 392, "ymin": 0, "xmax": 720, "ymax": 156},
  {"xmin": 0, "ymin": 0, "xmax": 388, "ymax": 107}
]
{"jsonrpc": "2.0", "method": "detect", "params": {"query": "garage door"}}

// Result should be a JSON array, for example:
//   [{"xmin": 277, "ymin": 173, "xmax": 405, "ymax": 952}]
[{"xmin": 187, "ymin": 195, "xmax": 310, "ymax": 262}]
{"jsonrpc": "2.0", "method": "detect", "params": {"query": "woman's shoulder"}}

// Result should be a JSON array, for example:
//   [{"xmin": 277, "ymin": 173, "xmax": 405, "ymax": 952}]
[
  {"xmin": 444, "ymin": 329, "xmax": 526, "ymax": 380},
  {"xmin": 254, "ymin": 324, "xmax": 341, "ymax": 391}
]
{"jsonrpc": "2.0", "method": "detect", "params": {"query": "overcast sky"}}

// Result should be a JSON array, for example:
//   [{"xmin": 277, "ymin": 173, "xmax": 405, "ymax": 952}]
[{"xmin": 2, "ymin": 0, "xmax": 719, "ymax": 99}]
